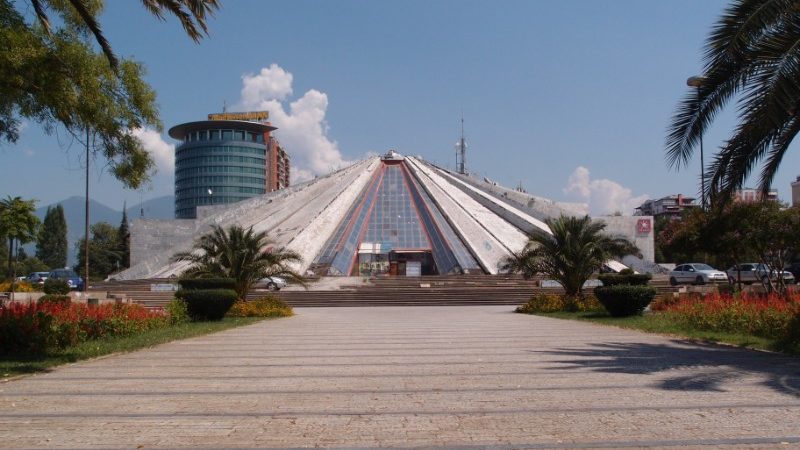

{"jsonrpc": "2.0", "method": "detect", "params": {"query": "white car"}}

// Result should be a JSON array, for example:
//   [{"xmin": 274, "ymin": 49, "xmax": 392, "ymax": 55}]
[
  {"xmin": 669, "ymin": 263, "xmax": 728, "ymax": 286},
  {"xmin": 726, "ymin": 263, "xmax": 796, "ymax": 285},
  {"xmin": 259, "ymin": 276, "xmax": 287, "ymax": 291}
]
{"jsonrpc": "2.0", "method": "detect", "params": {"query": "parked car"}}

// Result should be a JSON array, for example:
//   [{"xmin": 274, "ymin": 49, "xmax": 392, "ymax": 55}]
[
  {"xmin": 669, "ymin": 263, "xmax": 728, "ymax": 286},
  {"xmin": 726, "ymin": 263, "xmax": 795, "ymax": 285},
  {"xmin": 25, "ymin": 271, "xmax": 50, "ymax": 285},
  {"xmin": 257, "ymin": 276, "xmax": 287, "ymax": 291},
  {"xmin": 48, "ymin": 269, "xmax": 85, "ymax": 291}
]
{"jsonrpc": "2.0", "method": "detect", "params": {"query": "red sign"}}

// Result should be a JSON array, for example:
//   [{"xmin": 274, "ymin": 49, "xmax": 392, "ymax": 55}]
[{"xmin": 636, "ymin": 218, "xmax": 652, "ymax": 234}]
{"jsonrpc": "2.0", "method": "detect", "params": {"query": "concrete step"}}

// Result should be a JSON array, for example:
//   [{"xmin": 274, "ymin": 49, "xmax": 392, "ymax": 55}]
[{"xmin": 93, "ymin": 275, "xmax": 680, "ymax": 309}]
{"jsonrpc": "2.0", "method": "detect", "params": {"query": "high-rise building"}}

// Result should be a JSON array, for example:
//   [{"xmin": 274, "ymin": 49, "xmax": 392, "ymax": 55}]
[
  {"xmin": 169, "ymin": 111, "xmax": 290, "ymax": 218},
  {"xmin": 267, "ymin": 137, "xmax": 290, "ymax": 191},
  {"xmin": 792, "ymin": 176, "xmax": 800, "ymax": 207}
]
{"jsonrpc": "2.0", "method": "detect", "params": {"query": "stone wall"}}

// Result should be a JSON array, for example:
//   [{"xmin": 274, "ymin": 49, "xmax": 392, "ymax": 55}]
[
  {"xmin": 129, "ymin": 219, "xmax": 196, "ymax": 274},
  {"xmin": 593, "ymin": 215, "xmax": 655, "ymax": 263}
]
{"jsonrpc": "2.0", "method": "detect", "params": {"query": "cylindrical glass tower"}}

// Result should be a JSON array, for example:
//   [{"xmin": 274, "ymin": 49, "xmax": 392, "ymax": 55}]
[{"xmin": 169, "ymin": 119, "xmax": 277, "ymax": 219}]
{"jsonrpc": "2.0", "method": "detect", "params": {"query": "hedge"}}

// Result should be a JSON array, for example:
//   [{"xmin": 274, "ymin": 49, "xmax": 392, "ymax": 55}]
[
  {"xmin": 177, "ymin": 278, "xmax": 236, "ymax": 291},
  {"xmin": 597, "ymin": 273, "xmax": 652, "ymax": 286},
  {"xmin": 594, "ymin": 285, "xmax": 656, "ymax": 317},
  {"xmin": 177, "ymin": 289, "xmax": 238, "ymax": 321}
]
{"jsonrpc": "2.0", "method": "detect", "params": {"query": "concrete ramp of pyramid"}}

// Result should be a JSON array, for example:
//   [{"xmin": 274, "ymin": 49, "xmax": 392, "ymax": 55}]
[
  {"xmin": 404, "ymin": 156, "xmax": 529, "ymax": 274},
  {"xmin": 412, "ymin": 158, "xmax": 553, "ymax": 238},
  {"xmin": 117, "ymin": 158, "xmax": 380, "ymax": 280}
]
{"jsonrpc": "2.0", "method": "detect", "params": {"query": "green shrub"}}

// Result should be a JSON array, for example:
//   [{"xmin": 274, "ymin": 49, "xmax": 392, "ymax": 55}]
[
  {"xmin": 717, "ymin": 283, "xmax": 736, "ymax": 296},
  {"xmin": 778, "ymin": 312, "xmax": 800, "ymax": 353},
  {"xmin": 37, "ymin": 294, "xmax": 71, "ymax": 306},
  {"xmin": 597, "ymin": 273, "xmax": 652, "ymax": 286},
  {"xmin": 43, "ymin": 278, "xmax": 70, "ymax": 295},
  {"xmin": 164, "ymin": 299, "xmax": 190, "ymax": 324},
  {"xmin": 594, "ymin": 285, "xmax": 656, "ymax": 317},
  {"xmin": 178, "ymin": 278, "xmax": 236, "ymax": 291},
  {"xmin": 178, "ymin": 289, "xmax": 237, "ymax": 321},
  {"xmin": 227, "ymin": 295, "xmax": 293, "ymax": 318}
]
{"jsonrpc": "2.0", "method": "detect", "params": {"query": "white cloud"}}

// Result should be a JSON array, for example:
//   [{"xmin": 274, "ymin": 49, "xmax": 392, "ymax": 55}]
[
  {"xmin": 241, "ymin": 64, "xmax": 294, "ymax": 103},
  {"xmin": 237, "ymin": 64, "xmax": 354, "ymax": 181},
  {"xmin": 131, "ymin": 128, "xmax": 174, "ymax": 173},
  {"xmin": 563, "ymin": 166, "xmax": 648, "ymax": 216}
]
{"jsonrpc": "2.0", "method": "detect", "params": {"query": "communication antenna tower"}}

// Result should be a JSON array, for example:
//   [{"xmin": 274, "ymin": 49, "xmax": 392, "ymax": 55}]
[{"xmin": 454, "ymin": 115, "xmax": 467, "ymax": 174}]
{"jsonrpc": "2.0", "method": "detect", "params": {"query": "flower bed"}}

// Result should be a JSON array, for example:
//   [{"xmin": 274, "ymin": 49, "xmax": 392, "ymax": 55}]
[
  {"xmin": 0, "ymin": 302, "xmax": 169, "ymax": 355},
  {"xmin": 657, "ymin": 292, "xmax": 800, "ymax": 340},
  {"xmin": 227, "ymin": 295, "xmax": 294, "ymax": 318}
]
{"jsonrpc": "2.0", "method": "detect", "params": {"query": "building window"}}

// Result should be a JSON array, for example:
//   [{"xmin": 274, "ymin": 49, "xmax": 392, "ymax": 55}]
[
  {"xmin": 210, "ymin": 130, "xmax": 219, "ymax": 140},
  {"xmin": 199, "ymin": 130, "xmax": 207, "ymax": 141},
  {"xmin": 235, "ymin": 130, "xmax": 245, "ymax": 141},
  {"xmin": 222, "ymin": 130, "xmax": 232, "ymax": 140}
]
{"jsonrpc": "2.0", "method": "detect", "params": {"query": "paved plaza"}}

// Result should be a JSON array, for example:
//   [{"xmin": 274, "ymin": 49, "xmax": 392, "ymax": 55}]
[{"xmin": 1, "ymin": 306, "xmax": 800, "ymax": 449}]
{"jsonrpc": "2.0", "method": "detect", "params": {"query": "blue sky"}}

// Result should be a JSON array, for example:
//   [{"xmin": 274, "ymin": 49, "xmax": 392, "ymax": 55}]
[{"xmin": 4, "ymin": 0, "xmax": 797, "ymax": 215}]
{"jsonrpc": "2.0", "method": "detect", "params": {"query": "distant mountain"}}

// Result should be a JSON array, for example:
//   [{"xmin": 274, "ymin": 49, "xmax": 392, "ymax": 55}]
[
  {"xmin": 32, "ymin": 195, "xmax": 175, "ymax": 265},
  {"xmin": 133, "ymin": 195, "xmax": 174, "ymax": 220}
]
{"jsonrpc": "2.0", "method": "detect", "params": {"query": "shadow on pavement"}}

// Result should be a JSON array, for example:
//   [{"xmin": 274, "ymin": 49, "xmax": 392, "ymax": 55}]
[{"xmin": 533, "ymin": 340, "xmax": 800, "ymax": 397}]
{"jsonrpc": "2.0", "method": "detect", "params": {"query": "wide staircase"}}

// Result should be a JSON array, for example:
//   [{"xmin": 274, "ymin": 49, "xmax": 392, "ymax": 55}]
[{"xmin": 90, "ymin": 275, "xmax": 679, "ymax": 309}]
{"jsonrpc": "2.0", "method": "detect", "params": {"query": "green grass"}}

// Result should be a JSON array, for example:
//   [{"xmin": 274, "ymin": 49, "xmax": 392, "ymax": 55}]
[
  {"xmin": 0, "ymin": 317, "xmax": 265, "ymax": 378},
  {"xmin": 536, "ymin": 311, "xmax": 778, "ymax": 352}
]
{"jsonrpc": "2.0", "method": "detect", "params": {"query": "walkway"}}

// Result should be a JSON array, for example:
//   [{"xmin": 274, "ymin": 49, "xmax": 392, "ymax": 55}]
[{"xmin": 1, "ymin": 306, "xmax": 800, "ymax": 449}]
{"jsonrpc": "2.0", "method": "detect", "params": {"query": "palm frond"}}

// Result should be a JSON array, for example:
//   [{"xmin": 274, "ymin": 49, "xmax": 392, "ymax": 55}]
[
  {"xmin": 139, "ymin": 0, "xmax": 220, "ymax": 42},
  {"xmin": 667, "ymin": 0, "xmax": 800, "ymax": 200}
]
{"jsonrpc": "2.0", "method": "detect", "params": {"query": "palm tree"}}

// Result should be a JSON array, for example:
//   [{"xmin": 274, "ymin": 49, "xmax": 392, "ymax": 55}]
[
  {"xmin": 666, "ymin": 0, "xmax": 800, "ymax": 204},
  {"xmin": 501, "ymin": 215, "xmax": 638, "ymax": 299},
  {"xmin": 29, "ymin": 0, "xmax": 220, "ymax": 70},
  {"xmin": 0, "ymin": 196, "xmax": 40, "ymax": 279},
  {"xmin": 172, "ymin": 224, "xmax": 305, "ymax": 299}
]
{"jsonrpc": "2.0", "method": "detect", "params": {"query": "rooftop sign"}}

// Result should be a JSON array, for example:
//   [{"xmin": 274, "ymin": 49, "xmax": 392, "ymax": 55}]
[{"xmin": 207, "ymin": 111, "xmax": 269, "ymax": 121}]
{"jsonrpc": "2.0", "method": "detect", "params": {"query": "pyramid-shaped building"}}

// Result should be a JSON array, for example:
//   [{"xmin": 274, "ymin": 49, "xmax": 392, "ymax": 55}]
[{"xmin": 120, "ymin": 151, "xmax": 653, "ymax": 280}]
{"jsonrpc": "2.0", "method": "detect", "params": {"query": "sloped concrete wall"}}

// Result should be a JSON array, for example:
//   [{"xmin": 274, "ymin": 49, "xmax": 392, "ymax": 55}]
[
  {"xmin": 406, "ymin": 157, "xmax": 527, "ymax": 274},
  {"xmin": 120, "ymin": 160, "xmax": 375, "ymax": 279},
  {"xmin": 128, "ymin": 219, "xmax": 196, "ymax": 279},
  {"xmin": 444, "ymin": 169, "xmax": 588, "ymax": 220},
  {"xmin": 285, "ymin": 158, "xmax": 380, "ymax": 272},
  {"xmin": 430, "ymin": 165, "xmax": 552, "ymax": 238}
]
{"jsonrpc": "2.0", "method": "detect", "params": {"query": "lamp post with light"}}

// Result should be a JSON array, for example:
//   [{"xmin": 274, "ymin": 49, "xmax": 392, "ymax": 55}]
[{"xmin": 687, "ymin": 75, "xmax": 707, "ymax": 209}]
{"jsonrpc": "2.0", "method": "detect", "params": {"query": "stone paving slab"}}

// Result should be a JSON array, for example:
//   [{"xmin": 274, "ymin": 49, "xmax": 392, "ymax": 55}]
[{"xmin": 1, "ymin": 306, "xmax": 800, "ymax": 449}]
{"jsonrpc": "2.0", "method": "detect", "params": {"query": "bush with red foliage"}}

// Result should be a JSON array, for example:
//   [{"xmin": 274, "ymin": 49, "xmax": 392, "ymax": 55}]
[
  {"xmin": 658, "ymin": 292, "xmax": 800, "ymax": 340},
  {"xmin": 0, "ymin": 302, "xmax": 168, "ymax": 355}
]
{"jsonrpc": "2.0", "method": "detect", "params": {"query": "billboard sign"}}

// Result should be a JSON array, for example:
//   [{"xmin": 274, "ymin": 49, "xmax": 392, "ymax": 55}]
[{"xmin": 207, "ymin": 111, "xmax": 269, "ymax": 121}]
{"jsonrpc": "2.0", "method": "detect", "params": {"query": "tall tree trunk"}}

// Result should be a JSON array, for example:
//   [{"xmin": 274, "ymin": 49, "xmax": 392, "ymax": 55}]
[{"xmin": 6, "ymin": 237, "xmax": 12, "ymax": 279}]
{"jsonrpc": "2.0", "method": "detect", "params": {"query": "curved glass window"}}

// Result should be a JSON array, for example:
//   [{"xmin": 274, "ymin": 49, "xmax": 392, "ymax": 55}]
[
  {"xmin": 177, "ymin": 155, "xmax": 264, "ymax": 165},
  {"xmin": 175, "ymin": 165, "xmax": 264, "ymax": 176},
  {"xmin": 176, "ymin": 145, "xmax": 266, "ymax": 157}
]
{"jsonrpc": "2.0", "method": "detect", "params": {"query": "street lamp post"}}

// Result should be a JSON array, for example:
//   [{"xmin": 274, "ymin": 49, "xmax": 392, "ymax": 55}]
[{"xmin": 687, "ymin": 76, "xmax": 707, "ymax": 209}]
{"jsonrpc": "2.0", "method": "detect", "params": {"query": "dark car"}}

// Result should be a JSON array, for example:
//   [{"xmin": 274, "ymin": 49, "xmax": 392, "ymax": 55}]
[
  {"xmin": 25, "ymin": 271, "xmax": 50, "ymax": 285},
  {"xmin": 48, "ymin": 269, "xmax": 85, "ymax": 291}
]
